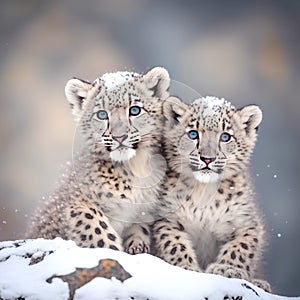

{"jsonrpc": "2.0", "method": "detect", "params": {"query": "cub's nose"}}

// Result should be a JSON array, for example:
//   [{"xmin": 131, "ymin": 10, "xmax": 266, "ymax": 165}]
[
  {"xmin": 200, "ymin": 156, "xmax": 216, "ymax": 165},
  {"xmin": 112, "ymin": 134, "xmax": 128, "ymax": 144}
]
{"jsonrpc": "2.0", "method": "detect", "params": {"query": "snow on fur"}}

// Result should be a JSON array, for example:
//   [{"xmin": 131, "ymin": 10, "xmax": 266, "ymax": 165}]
[{"xmin": 94, "ymin": 71, "xmax": 139, "ymax": 90}]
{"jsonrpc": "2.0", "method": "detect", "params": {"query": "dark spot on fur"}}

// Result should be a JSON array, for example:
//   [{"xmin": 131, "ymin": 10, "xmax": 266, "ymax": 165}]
[
  {"xmin": 180, "ymin": 244, "xmax": 186, "ymax": 252},
  {"xmin": 128, "ymin": 240, "xmax": 134, "ymax": 248},
  {"xmin": 99, "ymin": 221, "xmax": 108, "ymax": 229},
  {"xmin": 160, "ymin": 234, "xmax": 168, "ymax": 240},
  {"xmin": 164, "ymin": 240, "xmax": 171, "ymax": 249},
  {"xmin": 107, "ymin": 233, "xmax": 116, "ymax": 241},
  {"xmin": 231, "ymin": 251, "xmax": 236, "ymax": 260},
  {"xmin": 95, "ymin": 227, "xmax": 101, "ymax": 234},
  {"xmin": 142, "ymin": 227, "xmax": 149, "ymax": 235},
  {"xmin": 177, "ymin": 222, "xmax": 184, "ymax": 231},
  {"xmin": 70, "ymin": 211, "xmax": 77, "ymax": 218},
  {"xmin": 155, "ymin": 225, "xmax": 166, "ymax": 233},
  {"xmin": 89, "ymin": 207, "xmax": 97, "ymax": 214},
  {"xmin": 85, "ymin": 213, "xmax": 93, "ymax": 220},
  {"xmin": 225, "ymin": 193, "xmax": 232, "ymax": 202},
  {"xmin": 75, "ymin": 220, "xmax": 83, "ymax": 227},
  {"xmin": 241, "ymin": 243, "xmax": 248, "ymax": 250},
  {"xmin": 97, "ymin": 239, "xmax": 104, "ymax": 247},
  {"xmin": 109, "ymin": 245, "xmax": 119, "ymax": 250},
  {"xmin": 170, "ymin": 247, "xmax": 177, "ymax": 255}
]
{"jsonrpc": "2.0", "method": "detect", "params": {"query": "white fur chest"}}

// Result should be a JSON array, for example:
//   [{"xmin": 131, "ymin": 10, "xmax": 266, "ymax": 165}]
[
  {"xmin": 90, "ymin": 152, "xmax": 166, "ymax": 235},
  {"xmin": 170, "ymin": 181, "xmax": 239, "ymax": 268}
]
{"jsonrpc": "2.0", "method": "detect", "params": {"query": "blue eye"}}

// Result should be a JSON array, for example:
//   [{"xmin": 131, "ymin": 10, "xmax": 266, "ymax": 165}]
[
  {"xmin": 188, "ymin": 130, "xmax": 199, "ymax": 140},
  {"xmin": 129, "ymin": 106, "xmax": 141, "ymax": 116},
  {"xmin": 97, "ymin": 110, "xmax": 108, "ymax": 120},
  {"xmin": 220, "ymin": 132, "xmax": 231, "ymax": 142}
]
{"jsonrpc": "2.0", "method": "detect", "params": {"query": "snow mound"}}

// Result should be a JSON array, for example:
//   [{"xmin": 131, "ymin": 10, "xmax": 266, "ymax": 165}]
[{"xmin": 0, "ymin": 238, "xmax": 298, "ymax": 300}]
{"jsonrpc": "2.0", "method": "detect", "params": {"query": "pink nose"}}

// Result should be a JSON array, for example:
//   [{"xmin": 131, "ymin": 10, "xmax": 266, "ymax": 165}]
[
  {"xmin": 200, "ymin": 156, "xmax": 216, "ymax": 165},
  {"xmin": 112, "ymin": 134, "xmax": 128, "ymax": 144}
]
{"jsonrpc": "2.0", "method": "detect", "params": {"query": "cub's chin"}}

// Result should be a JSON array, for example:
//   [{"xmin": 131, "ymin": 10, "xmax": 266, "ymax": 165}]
[
  {"xmin": 110, "ymin": 148, "xmax": 136, "ymax": 162},
  {"xmin": 193, "ymin": 170, "xmax": 220, "ymax": 183}
]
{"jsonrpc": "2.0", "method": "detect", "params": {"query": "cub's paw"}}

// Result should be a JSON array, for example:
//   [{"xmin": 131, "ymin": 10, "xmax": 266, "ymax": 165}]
[
  {"xmin": 124, "ymin": 238, "xmax": 150, "ymax": 255},
  {"xmin": 206, "ymin": 263, "xmax": 249, "ymax": 280},
  {"xmin": 251, "ymin": 278, "xmax": 272, "ymax": 293}
]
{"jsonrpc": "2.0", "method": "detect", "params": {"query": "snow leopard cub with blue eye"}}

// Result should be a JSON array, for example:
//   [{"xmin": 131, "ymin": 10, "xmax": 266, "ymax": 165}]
[
  {"xmin": 27, "ymin": 67, "xmax": 170, "ymax": 254},
  {"xmin": 153, "ymin": 96, "xmax": 271, "ymax": 292}
]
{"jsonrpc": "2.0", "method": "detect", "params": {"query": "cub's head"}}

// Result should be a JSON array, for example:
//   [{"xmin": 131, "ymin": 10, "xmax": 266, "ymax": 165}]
[
  {"xmin": 164, "ymin": 96, "xmax": 262, "ymax": 183},
  {"xmin": 65, "ymin": 67, "xmax": 170, "ymax": 162}
]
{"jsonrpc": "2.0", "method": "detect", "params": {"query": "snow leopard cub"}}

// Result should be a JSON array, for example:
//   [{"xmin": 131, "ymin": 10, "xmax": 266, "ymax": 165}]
[
  {"xmin": 28, "ymin": 67, "xmax": 170, "ymax": 254},
  {"xmin": 153, "ymin": 96, "xmax": 271, "ymax": 292}
]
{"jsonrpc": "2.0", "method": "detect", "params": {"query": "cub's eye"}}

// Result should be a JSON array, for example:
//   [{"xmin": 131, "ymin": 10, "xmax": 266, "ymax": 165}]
[
  {"xmin": 220, "ymin": 132, "xmax": 231, "ymax": 142},
  {"xmin": 129, "ymin": 106, "xmax": 141, "ymax": 116},
  {"xmin": 96, "ymin": 110, "xmax": 108, "ymax": 120},
  {"xmin": 188, "ymin": 130, "xmax": 199, "ymax": 140}
]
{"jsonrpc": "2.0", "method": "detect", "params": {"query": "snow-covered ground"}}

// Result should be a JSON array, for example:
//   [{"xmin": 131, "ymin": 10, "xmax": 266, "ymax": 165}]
[{"xmin": 0, "ymin": 238, "xmax": 299, "ymax": 300}]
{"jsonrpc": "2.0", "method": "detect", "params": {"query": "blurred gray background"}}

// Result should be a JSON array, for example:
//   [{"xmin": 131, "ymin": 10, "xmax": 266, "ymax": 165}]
[{"xmin": 0, "ymin": 0, "xmax": 299, "ymax": 296}]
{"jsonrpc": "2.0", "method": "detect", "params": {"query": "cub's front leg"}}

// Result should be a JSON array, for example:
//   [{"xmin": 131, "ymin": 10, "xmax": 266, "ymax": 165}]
[
  {"xmin": 66, "ymin": 199, "xmax": 123, "ymax": 250},
  {"xmin": 123, "ymin": 223, "xmax": 151, "ymax": 254},
  {"xmin": 153, "ymin": 218, "xmax": 202, "ymax": 272},
  {"xmin": 206, "ymin": 226, "xmax": 263, "ymax": 281}
]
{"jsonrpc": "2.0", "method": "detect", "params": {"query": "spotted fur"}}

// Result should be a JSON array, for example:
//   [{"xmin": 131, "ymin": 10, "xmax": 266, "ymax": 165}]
[
  {"xmin": 27, "ymin": 67, "xmax": 170, "ymax": 254},
  {"xmin": 153, "ymin": 96, "xmax": 271, "ymax": 292}
]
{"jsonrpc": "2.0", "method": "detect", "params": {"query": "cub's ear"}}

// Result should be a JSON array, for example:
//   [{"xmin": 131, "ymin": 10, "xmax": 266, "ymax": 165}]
[
  {"xmin": 163, "ymin": 96, "xmax": 189, "ymax": 126},
  {"xmin": 65, "ymin": 78, "xmax": 94, "ymax": 120},
  {"xmin": 237, "ymin": 105, "xmax": 263, "ymax": 135},
  {"xmin": 142, "ymin": 66, "xmax": 170, "ymax": 99}
]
